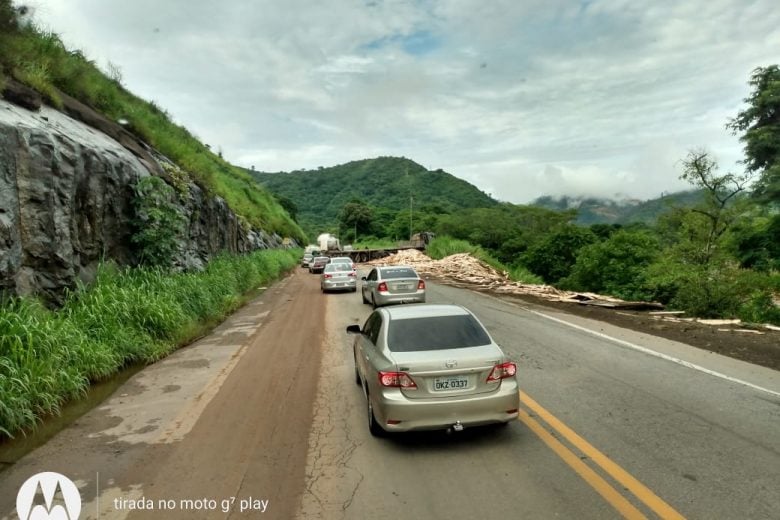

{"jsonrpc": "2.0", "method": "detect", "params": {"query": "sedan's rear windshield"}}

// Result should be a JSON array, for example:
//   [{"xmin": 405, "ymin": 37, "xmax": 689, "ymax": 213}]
[
  {"xmin": 325, "ymin": 263, "xmax": 353, "ymax": 272},
  {"xmin": 380, "ymin": 268, "xmax": 418, "ymax": 279},
  {"xmin": 387, "ymin": 315, "xmax": 491, "ymax": 352}
]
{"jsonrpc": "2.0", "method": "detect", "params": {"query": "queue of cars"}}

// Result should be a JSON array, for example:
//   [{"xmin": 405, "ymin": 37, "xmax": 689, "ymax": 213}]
[{"xmin": 300, "ymin": 251, "xmax": 519, "ymax": 437}]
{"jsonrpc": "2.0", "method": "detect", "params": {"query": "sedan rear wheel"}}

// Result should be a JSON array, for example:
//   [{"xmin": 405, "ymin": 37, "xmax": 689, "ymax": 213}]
[
  {"xmin": 367, "ymin": 396, "xmax": 385, "ymax": 437},
  {"xmin": 361, "ymin": 289, "xmax": 368, "ymax": 304},
  {"xmin": 354, "ymin": 358, "xmax": 361, "ymax": 386}
]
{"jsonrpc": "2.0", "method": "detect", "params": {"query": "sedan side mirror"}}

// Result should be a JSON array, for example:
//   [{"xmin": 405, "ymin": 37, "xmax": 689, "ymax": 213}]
[
  {"xmin": 360, "ymin": 276, "xmax": 367, "ymax": 281},
  {"xmin": 346, "ymin": 324, "xmax": 362, "ymax": 334}
]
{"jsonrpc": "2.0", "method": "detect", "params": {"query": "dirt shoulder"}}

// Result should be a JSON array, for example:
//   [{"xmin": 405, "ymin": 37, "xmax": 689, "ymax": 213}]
[
  {"xmin": 431, "ymin": 277, "xmax": 780, "ymax": 372},
  {"xmin": 0, "ymin": 270, "xmax": 325, "ymax": 520}
]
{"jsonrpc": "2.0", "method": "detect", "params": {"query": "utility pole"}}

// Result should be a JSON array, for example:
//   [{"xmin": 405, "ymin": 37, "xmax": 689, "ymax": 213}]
[
  {"xmin": 406, "ymin": 166, "xmax": 413, "ymax": 240},
  {"xmin": 410, "ymin": 194, "xmax": 413, "ymax": 241}
]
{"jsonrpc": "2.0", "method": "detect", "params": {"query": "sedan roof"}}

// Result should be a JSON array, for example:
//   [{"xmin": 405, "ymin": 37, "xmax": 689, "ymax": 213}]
[{"xmin": 382, "ymin": 304, "xmax": 470, "ymax": 320}]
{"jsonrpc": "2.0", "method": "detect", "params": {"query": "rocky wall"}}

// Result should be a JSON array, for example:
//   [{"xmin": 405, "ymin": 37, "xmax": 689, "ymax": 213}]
[{"xmin": 0, "ymin": 98, "xmax": 281, "ymax": 301}]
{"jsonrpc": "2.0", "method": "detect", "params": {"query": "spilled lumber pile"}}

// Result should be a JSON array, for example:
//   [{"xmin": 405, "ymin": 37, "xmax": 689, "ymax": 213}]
[
  {"xmin": 367, "ymin": 250, "xmax": 662, "ymax": 309},
  {"xmin": 368, "ymin": 250, "xmax": 779, "ymax": 332}
]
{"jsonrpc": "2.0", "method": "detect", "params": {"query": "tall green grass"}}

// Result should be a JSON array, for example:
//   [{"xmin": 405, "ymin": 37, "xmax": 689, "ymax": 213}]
[
  {"xmin": 0, "ymin": 249, "xmax": 298, "ymax": 439},
  {"xmin": 353, "ymin": 238, "xmax": 399, "ymax": 249},
  {"xmin": 0, "ymin": 12, "xmax": 304, "ymax": 242},
  {"xmin": 426, "ymin": 236, "xmax": 543, "ymax": 284}
]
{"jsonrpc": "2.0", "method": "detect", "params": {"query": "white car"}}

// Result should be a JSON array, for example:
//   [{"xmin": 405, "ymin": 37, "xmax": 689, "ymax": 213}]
[
  {"xmin": 321, "ymin": 263, "xmax": 357, "ymax": 292},
  {"xmin": 330, "ymin": 256, "xmax": 356, "ymax": 270}
]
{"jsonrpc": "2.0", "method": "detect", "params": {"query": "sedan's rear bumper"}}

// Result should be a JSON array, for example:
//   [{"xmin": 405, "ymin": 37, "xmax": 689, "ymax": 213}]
[
  {"xmin": 373, "ymin": 379, "xmax": 519, "ymax": 432},
  {"xmin": 374, "ymin": 290, "xmax": 426, "ymax": 306},
  {"xmin": 322, "ymin": 279, "xmax": 357, "ymax": 291}
]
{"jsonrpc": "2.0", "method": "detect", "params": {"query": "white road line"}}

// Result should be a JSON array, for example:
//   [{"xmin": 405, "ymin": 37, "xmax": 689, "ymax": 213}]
[{"xmin": 521, "ymin": 306, "xmax": 780, "ymax": 399}]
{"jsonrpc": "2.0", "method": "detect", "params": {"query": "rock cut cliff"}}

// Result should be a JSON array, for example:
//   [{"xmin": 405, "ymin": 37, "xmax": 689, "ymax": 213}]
[{"xmin": 0, "ymin": 90, "xmax": 284, "ymax": 301}]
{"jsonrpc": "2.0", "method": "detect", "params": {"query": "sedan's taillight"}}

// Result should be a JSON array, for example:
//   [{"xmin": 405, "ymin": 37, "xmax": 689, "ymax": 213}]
[
  {"xmin": 323, "ymin": 274, "xmax": 332, "ymax": 278},
  {"xmin": 348, "ymin": 271, "xmax": 356, "ymax": 277},
  {"xmin": 486, "ymin": 362, "xmax": 517, "ymax": 382},
  {"xmin": 378, "ymin": 371, "xmax": 417, "ymax": 389},
  {"xmin": 377, "ymin": 282, "xmax": 388, "ymax": 292},
  {"xmin": 417, "ymin": 279, "xmax": 426, "ymax": 290}
]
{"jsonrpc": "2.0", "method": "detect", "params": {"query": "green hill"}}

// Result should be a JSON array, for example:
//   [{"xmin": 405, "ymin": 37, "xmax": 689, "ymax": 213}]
[
  {"xmin": 532, "ymin": 190, "xmax": 705, "ymax": 225},
  {"xmin": 248, "ymin": 157, "xmax": 497, "ymax": 236}
]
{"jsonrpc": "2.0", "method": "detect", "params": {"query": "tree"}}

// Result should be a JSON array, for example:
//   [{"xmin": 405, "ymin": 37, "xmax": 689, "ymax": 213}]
[
  {"xmin": 274, "ymin": 194, "xmax": 298, "ymax": 222},
  {"xmin": 562, "ymin": 229, "xmax": 660, "ymax": 300},
  {"xmin": 679, "ymin": 149, "xmax": 751, "ymax": 264},
  {"xmin": 338, "ymin": 200, "xmax": 373, "ymax": 241},
  {"xmin": 131, "ymin": 176, "xmax": 185, "ymax": 267},
  {"xmin": 524, "ymin": 225, "xmax": 597, "ymax": 283},
  {"xmin": 730, "ymin": 214, "xmax": 780, "ymax": 271},
  {"xmin": 727, "ymin": 65, "xmax": 780, "ymax": 204}
]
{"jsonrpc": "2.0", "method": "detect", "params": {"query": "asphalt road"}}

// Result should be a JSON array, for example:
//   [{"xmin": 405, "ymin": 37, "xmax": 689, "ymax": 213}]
[
  {"xmin": 1, "ymin": 268, "xmax": 779, "ymax": 519},
  {"xmin": 299, "ymin": 269, "xmax": 780, "ymax": 520}
]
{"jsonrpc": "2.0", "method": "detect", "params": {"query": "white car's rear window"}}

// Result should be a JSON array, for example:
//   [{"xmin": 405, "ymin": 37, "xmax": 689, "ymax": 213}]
[{"xmin": 381, "ymin": 268, "xmax": 418, "ymax": 279}]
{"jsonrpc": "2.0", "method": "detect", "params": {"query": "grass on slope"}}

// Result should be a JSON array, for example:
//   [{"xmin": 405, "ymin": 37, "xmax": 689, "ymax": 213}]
[{"xmin": 0, "ymin": 249, "xmax": 299, "ymax": 439}]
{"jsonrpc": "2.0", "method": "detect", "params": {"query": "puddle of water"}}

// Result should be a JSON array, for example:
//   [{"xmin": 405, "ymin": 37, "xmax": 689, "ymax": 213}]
[{"xmin": 0, "ymin": 363, "xmax": 145, "ymax": 472}]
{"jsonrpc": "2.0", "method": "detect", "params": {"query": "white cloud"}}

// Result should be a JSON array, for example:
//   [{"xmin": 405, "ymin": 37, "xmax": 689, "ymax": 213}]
[{"xmin": 24, "ymin": 0, "xmax": 780, "ymax": 203}]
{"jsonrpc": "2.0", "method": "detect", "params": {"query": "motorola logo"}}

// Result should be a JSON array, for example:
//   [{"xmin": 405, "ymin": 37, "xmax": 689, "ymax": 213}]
[{"xmin": 16, "ymin": 472, "xmax": 82, "ymax": 520}]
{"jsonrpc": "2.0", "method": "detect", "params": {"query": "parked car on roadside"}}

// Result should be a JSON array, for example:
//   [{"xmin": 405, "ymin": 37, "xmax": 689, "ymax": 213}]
[
  {"xmin": 321, "ymin": 263, "xmax": 357, "ymax": 292},
  {"xmin": 347, "ymin": 304, "xmax": 519, "ymax": 436},
  {"xmin": 309, "ymin": 256, "xmax": 330, "ymax": 274},
  {"xmin": 361, "ymin": 266, "xmax": 425, "ymax": 307}
]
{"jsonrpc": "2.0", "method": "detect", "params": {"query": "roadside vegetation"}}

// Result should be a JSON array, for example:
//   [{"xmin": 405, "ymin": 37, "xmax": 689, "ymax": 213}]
[
  {"xmin": 351, "ymin": 238, "xmax": 399, "ymax": 250},
  {"xmin": 0, "ymin": 249, "xmax": 299, "ymax": 439},
  {"xmin": 0, "ymin": 1, "xmax": 304, "ymax": 241}
]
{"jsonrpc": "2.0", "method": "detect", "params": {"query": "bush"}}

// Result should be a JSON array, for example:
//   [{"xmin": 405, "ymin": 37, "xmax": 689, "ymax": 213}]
[
  {"xmin": 738, "ymin": 290, "xmax": 780, "ymax": 325},
  {"xmin": 131, "ymin": 176, "xmax": 186, "ymax": 267},
  {"xmin": 524, "ymin": 225, "xmax": 597, "ymax": 283},
  {"xmin": 644, "ymin": 259, "xmax": 780, "ymax": 322},
  {"xmin": 562, "ymin": 229, "xmax": 660, "ymax": 300}
]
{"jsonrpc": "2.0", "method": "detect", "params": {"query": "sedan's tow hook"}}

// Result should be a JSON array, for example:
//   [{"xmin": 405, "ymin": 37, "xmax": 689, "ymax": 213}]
[{"xmin": 452, "ymin": 421, "xmax": 464, "ymax": 432}]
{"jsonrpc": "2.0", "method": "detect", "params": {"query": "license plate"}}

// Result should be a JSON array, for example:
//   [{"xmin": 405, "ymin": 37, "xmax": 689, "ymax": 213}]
[
  {"xmin": 394, "ymin": 284, "xmax": 411, "ymax": 290},
  {"xmin": 433, "ymin": 376, "xmax": 469, "ymax": 391}
]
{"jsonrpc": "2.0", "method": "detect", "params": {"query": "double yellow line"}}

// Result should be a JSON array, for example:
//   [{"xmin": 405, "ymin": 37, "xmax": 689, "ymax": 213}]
[{"xmin": 518, "ymin": 392, "xmax": 685, "ymax": 520}]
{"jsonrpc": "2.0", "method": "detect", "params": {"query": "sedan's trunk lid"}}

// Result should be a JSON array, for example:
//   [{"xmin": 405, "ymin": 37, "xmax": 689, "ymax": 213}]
[
  {"xmin": 384, "ymin": 277, "xmax": 419, "ymax": 294},
  {"xmin": 389, "ymin": 345, "xmax": 504, "ymax": 399}
]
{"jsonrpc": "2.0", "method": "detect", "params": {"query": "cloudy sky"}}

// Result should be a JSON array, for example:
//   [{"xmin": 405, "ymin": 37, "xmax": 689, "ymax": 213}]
[{"xmin": 25, "ymin": 0, "xmax": 780, "ymax": 203}]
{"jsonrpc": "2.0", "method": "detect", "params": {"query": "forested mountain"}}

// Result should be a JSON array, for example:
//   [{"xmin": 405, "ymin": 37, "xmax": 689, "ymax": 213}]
[
  {"xmin": 532, "ymin": 190, "xmax": 704, "ymax": 225},
  {"xmin": 248, "ymin": 157, "xmax": 497, "ymax": 235}
]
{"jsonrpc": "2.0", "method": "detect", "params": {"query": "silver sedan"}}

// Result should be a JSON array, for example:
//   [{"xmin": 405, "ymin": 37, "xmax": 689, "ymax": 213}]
[
  {"xmin": 347, "ymin": 304, "xmax": 519, "ymax": 436},
  {"xmin": 321, "ymin": 263, "xmax": 357, "ymax": 292},
  {"xmin": 361, "ymin": 266, "xmax": 425, "ymax": 308}
]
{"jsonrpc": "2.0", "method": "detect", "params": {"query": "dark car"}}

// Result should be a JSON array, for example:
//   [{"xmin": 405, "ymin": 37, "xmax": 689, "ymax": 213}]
[{"xmin": 309, "ymin": 256, "xmax": 330, "ymax": 274}]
